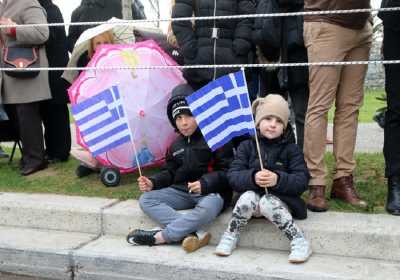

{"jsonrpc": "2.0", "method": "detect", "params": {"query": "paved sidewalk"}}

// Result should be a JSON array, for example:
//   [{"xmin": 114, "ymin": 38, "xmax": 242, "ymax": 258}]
[{"xmin": 327, "ymin": 123, "xmax": 383, "ymax": 153}]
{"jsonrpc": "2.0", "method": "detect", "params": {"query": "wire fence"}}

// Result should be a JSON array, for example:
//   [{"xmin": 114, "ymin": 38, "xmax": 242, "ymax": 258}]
[{"xmin": 0, "ymin": 6, "xmax": 399, "ymax": 72}]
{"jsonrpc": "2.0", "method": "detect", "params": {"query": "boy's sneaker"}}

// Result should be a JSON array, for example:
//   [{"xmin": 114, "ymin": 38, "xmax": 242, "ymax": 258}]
[
  {"xmin": 126, "ymin": 229, "xmax": 160, "ymax": 246},
  {"xmin": 181, "ymin": 230, "xmax": 211, "ymax": 253},
  {"xmin": 215, "ymin": 232, "xmax": 239, "ymax": 257},
  {"xmin": 288, "ymin": 237, "xmax": 312, "ymax": 264}
]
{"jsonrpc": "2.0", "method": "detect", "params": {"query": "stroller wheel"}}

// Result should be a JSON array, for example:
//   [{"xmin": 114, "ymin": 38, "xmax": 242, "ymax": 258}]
[{"xmin": 100, "ymin": 167, "xmax": 121, "ymax": 187}]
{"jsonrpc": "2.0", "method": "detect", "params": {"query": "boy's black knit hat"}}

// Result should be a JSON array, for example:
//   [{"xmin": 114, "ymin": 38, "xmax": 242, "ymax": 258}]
[{"xmin": 167, "ymin": 84, "xmax": 194, "ymax": 128}]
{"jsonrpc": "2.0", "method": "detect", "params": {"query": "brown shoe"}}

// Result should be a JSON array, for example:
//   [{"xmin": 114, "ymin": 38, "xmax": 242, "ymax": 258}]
[
  {"xmin": 307, "ymin": 185, "xmax": 329, "ymax": 212},
  {"xmin": 182, "ymin": 231, "xmax": 211, "ymax": 253},
  {"xmin": 331, "ymin": 175, "xmax": 367, "ymax": 208}
]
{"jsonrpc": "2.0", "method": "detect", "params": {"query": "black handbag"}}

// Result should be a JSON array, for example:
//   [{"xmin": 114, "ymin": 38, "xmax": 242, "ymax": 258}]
[{"xmin": 2, "ymin": 46, "xmax": 40, "ymax": 79}]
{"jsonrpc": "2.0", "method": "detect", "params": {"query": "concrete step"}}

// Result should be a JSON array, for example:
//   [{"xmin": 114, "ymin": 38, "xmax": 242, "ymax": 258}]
[
  {"xmin": 74, "ymin": 235, "xmax": 400, "ymax": 280},
  {"xmin": 0, "ymin": 192, "xmax": 118, "ymax": 234},
  {"xmin": 0, "ymin": 226, "xmax": 97, "ymax": 280},
  {"xmin": 1, "ymin": 227, "xmax": 399, "ymax": 280},
  {"xmin": 103, "ymin": 200, "xmax": 400, "ymax": 262},
  {"xmin": 1, "ymin": 192, "xmax": 399, "ymax": 263}
]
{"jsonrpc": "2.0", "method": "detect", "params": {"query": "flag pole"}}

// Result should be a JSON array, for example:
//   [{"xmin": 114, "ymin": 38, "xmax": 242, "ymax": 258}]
[
  {"xmin": 241, "ymin": 68, "xmax": 267, "ymax": 193},
  {"xmin": 128, "ymin": 120, "xmax": 143, "ymax": 177},
  {"xmin": 131, "ymin": 138, "xmax": 143, "ymax": 177},
  {"xmin": 115, "ymin": 85, "xmax": 143, "ymax": 177}
]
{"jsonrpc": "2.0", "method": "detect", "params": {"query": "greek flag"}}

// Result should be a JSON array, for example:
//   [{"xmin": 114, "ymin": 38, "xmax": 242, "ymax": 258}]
[
  {"xmin": 186, "ymin": 70, "xmax": 256, "ymax": 151},
  {"xmin": 72, "ymin": 86, "xmax": 132, "ymax": 157}
]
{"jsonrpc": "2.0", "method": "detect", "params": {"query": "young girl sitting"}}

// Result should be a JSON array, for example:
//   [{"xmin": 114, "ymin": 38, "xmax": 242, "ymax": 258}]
[{"xmin": 215, "ymin": 94, "xmax": 312, "ymax": 263}]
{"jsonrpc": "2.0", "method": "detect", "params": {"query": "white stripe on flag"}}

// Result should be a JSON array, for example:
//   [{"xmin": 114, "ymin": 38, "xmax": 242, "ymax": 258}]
[
  {"xmin": 224, "ymin": 86, "xmax": 248, "ymax": 98},
  {"xmin": 201, "ymin": 109, "xmax": 253, "ymax": 135},
  {"xmin": 90, "ymin": 129, "xmax": 130, "ymax": 153},
  {"xmin": 188, "ymin": 87, "xmax": 224, "ymax": 110},
  {"xmin": 193, "ymin": 98, "xmax": 229, "ymax": 124},
  {"xmin": 74, "ymin": 101, "xmax": 106, "ymax": 121},
  {"xmin": 83, "ymin": 118, "xmax": 127, "ymax": 142},
  {"xmin": 79, "ymin": 110, "xmax": 113, "ymax": 131},
  {"xmin": 207, "ymin": 122, "xmax": 255, "ymax": 148}
]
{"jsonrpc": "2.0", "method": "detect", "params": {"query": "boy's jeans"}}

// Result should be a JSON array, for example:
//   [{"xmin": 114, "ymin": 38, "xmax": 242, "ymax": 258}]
[{"xmin": 139, "ymin": 187, "xmax": 223, "ymax": 243}]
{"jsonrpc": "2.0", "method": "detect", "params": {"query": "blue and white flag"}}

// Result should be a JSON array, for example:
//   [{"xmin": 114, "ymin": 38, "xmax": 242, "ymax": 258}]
[
  {"xmin": 186, "ymin": 70, "xmax": 256, "ymax": 151},
  {"xmin": 72, "ymin": 85, "xmax": 132, "ymax": 157}
]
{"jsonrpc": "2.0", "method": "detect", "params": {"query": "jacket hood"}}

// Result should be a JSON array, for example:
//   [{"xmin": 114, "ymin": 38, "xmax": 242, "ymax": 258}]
[{"xmin": 167, "ymin": 84, "xmax": 195, "ymax": 128}]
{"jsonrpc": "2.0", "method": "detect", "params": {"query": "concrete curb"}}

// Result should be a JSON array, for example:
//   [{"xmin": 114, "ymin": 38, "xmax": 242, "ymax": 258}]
[
  {"xmin": 1, "ymin": 193, "xmax": 399, "ymax": 261},
  {"xmin": 0, "ymin": 192, "xmax": 399, "ymax": 280}
]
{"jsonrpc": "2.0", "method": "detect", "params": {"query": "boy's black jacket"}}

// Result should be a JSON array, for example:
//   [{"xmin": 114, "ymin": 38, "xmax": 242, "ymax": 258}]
[
  {"xmin": 149, "ymin": 128, "xmax": 234, "ymax": 209},
  {"xmin": 228, "ymin": 131, "xmax": 310, "ymax": 219}
]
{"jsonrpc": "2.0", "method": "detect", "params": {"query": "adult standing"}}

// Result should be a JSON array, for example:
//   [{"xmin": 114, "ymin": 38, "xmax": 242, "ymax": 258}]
[
  {"xmin": 303, "ymin": 0, "xmax": 372, "ymax": 211},
  {"xmin": 38, "ymin": 0, "xmax": 71, "ymax": 162},
  {"xmin": 0, "ymin": 0, "xmax": 51, "ymax": 175},
  {"xmin": 253, "ymin": 0, "xmax": 309, "ymax": 149},
  {"xmin": 171, "ymin": 0, "xmax": 255, "ymax": 90},
  {"xmin": 378, "ymin": 0, "xmax": 400, "ymax": 215}
]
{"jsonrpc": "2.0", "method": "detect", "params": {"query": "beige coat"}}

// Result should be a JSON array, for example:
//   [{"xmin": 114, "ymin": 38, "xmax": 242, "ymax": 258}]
[{"xmin": 0, "ymin": 0, "xmax": 51, "ymax": 104}]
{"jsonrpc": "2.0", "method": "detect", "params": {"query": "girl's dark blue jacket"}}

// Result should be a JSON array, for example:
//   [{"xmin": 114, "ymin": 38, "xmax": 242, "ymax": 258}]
[{"xmin": 228, "ymin": 131, "xmax": 310, "ymax": 219}]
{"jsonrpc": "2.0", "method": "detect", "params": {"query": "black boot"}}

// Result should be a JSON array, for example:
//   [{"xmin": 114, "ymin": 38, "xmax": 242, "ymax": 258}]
[{"xmin": 386, "ymin": 176, "xmax": 400, "ymax": 216}]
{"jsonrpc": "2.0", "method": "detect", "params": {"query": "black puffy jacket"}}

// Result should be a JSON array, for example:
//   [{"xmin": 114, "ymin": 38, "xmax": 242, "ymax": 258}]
[
  {"xmin": 172, "ymin": 0, "xmax": 255, "ymax": 87},
  {"xmin": 228, "ymin": 132, "xmax": 310, "ymax": 219},
  {"xmin": 253, "ymin": 0, "xmax": 305, "ymax": 61},
  {"xmin": 149, "ymin": 128, "xmax": 234, "ymax": 209}
]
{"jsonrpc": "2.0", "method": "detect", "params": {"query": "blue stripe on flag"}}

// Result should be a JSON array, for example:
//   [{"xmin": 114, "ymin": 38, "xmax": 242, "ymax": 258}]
[
  {"xmin": 190, "ymin": 93, "xmax": 226, "ymax": 117},
  {"xmin": 112, "ymin": 86, "xmax": 120, "ymax": 100},
  {"xmin": 217, "ymin": 74, "xmax": 234, "ymax": 92},
  {"xmin": 86, "ymin": 123, "xmax": 129, "ymax": 147},
  {"xmin": 118, "ymin": 106, "xmax": 124, "ymax": 118},
  {"xmin": 80, "ymin": 108, "xmax": 119, "ymax": 136},
  {"xmin": 202, "ymin": 114, "xmax": 254, "ymax": 140},
  {"xmin": 75, "ymin": 106, "xmax": 109, "ymax": 127},
  {"xmin": 209, "ymin": 128, "xmax": 254, "ymax": 151},
  {"xmin": 197, "ymin": 95, "xmax": 241, "ymax": 128},
  {"xmin": 92, "ymin": 135, "xmax": 131, "ymax": 156},
  {"xmin": 233, "ymin": 71, "xmax": 245, "ymax": 87},
  {"xmin": 71, "ymin": 89, "xmax": 113, "ymax": 115},
  {"xmin": 239, "ymin": 93, "xmax": 250, "ymax": 108}
]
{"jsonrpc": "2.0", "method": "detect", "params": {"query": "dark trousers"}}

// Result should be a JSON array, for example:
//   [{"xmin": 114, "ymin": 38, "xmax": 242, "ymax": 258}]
[
  {"xmin": 40, "ymin": 101, "xmax": 71, "ymax": 161},
  {"xmin": 6, "ymin": 102, "xmax": 45, "ymax": 169},
  {"xmin": 259, "ymin": 47, "xmax": 309, "ymax": 149},
  {"xmin": 383, "ymin": 26, "xmax": 400, "ymax": 178}
]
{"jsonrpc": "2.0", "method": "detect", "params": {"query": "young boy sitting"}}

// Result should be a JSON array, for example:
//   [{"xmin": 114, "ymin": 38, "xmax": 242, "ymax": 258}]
[
  {"xmin": 127, "ymin": 84, "xmax": 234, "ymax": 252},
  {"xmin": 215, "ymin": 94, "xmax": 312, "ymax": 263}
]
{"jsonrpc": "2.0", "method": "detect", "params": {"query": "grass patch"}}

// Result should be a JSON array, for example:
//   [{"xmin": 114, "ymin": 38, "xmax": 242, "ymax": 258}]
[
  {"xmin": 0, "ymin": 148, "xmax": 386, "ymax": 214},
  {"xmin": 328, "ymin": 89, "xmax": 386, "ymax": 123},
  {"xmin": 0, "ymin": 148, "xmax": 160, "ymax": 200},
  {"xmin": 309, "ymin": 152, "xmax": 387, "ymax": 214}
]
